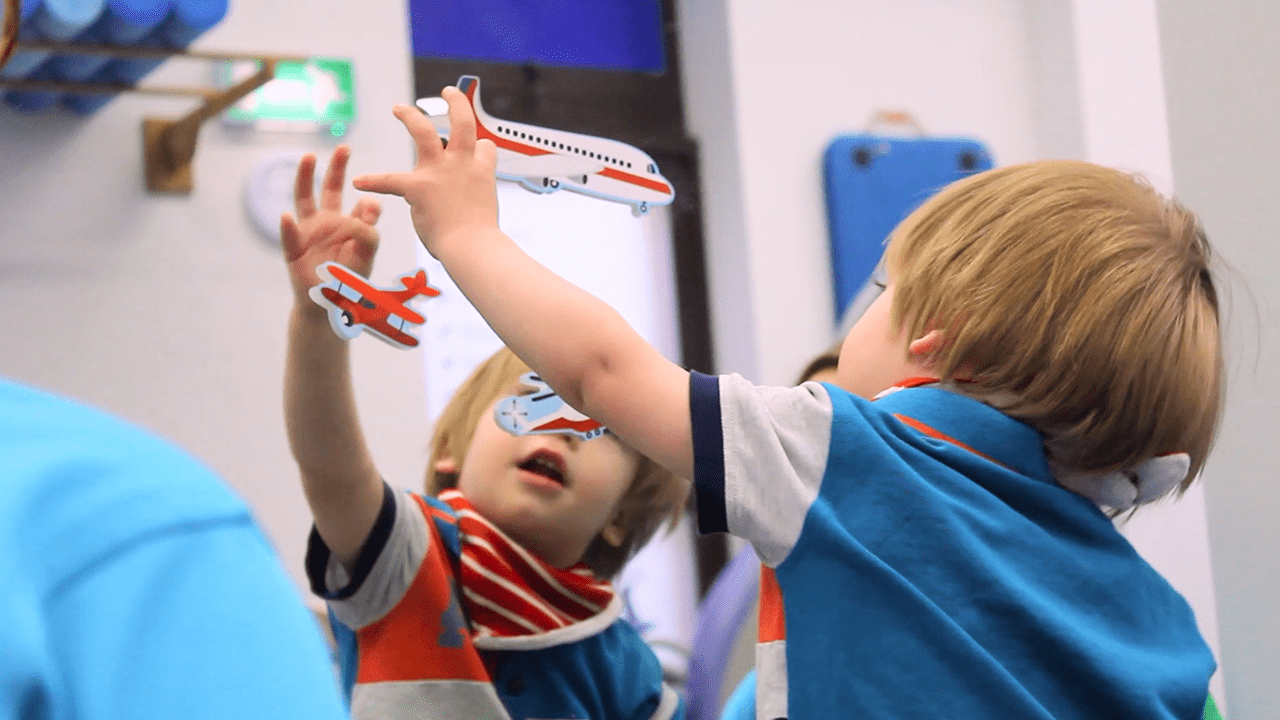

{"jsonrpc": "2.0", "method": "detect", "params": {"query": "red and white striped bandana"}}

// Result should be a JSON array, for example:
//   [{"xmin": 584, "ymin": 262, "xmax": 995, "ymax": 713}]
[{"xmin": 438, "ymin": 489, "xmax": 616, "ymax": 639}]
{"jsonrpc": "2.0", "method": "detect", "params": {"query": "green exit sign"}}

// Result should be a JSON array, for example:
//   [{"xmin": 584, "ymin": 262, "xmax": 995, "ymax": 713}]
[{"xmin": 221, "ymin": 58, "xmax": 355, "ymax": 137}]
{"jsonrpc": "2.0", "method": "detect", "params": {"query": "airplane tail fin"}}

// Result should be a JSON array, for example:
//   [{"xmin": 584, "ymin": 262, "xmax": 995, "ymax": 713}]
[
  {"xmin": 402, "ymin": 269, "xmax": 441, "ymax": 297},
  {"xmin": 457, "ymin": 75, "xmax": 483, "ymax": 117}
]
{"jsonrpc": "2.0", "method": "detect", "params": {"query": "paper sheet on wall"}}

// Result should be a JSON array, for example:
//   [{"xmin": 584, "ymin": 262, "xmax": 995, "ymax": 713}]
[{"xmin": 415, "ymin": 181, "xmax": 681, "ymax": 426}]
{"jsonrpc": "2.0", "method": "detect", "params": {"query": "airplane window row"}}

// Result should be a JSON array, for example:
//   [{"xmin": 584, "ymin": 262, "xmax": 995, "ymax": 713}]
[{"xmin": 496, "ymin": 126, "xmax": 635, "ymax": 170}]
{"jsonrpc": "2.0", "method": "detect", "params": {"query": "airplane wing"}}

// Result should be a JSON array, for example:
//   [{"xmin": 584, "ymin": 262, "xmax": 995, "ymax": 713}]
[
  {"xmin": 311, "ymin": 262, "xmax": 437, "ymax": 349},
  {"xmin": 497, "ymin": 154, "xmax": 604, "ymax": 179}
]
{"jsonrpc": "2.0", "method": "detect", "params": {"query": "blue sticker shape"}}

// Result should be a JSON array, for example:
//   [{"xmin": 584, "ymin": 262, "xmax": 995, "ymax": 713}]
[
  {"xmin": 494, "ymin": 373, "xmax": 607, "ymax": 441},
  {"xmin": 308, "ymin": 262, "xmax": 441, "ymax": 349}
]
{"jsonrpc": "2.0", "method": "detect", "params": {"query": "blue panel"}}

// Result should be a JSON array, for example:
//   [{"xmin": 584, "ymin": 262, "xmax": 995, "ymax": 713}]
[
  {"xmin": 408, "ymin": 0, "xmax": 665, "ymax": 72},
  {"xmin": 823, "ymin": 135, "xmax": 994, "ymax": 322}
]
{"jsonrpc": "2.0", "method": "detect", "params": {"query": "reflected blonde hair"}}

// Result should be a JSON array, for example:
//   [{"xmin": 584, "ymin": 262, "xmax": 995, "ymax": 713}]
[
  {"xmin": 883, "ymin": 160, "xmax": 1223, "ymax": 490},
  {"xmin": 426, "ymin": 347, "xmax": 688, "ymax": 577}
]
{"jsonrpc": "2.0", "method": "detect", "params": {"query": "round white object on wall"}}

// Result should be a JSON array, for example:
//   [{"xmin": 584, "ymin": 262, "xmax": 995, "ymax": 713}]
[{"xmin": 244, "ymin": 151, "xmax": 320, "ymax": 246}]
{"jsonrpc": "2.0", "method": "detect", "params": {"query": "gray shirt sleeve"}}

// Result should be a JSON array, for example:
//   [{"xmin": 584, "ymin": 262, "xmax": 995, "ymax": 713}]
[
  {"xmin": 712, "ymin": 374, "xmax": 834, "ymax": 567},
  {"xmin": 311, "ymin": 488, "xmax": 432, "ymax": 630}
]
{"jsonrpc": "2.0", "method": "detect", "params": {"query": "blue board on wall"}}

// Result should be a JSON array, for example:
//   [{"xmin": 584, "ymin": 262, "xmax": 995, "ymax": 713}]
[
  {"xmin": 407, "ymin": 0, "xmax": 664, "ymax": 72},
  {"xmin": 824, "ymin": 135, "xmax": 993, "ymax": 323}
]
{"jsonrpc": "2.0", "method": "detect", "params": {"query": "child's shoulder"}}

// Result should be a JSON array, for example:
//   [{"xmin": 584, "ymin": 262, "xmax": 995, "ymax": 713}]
[{"xmin": 412, "ymin": 492, "xmax": 462, "ymax": 555}]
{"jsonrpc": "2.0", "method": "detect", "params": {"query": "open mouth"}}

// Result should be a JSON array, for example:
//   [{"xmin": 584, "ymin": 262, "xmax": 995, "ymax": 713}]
[{"xmin": 518, "ymin": 449, "xmax": 567, "ymax": 487}]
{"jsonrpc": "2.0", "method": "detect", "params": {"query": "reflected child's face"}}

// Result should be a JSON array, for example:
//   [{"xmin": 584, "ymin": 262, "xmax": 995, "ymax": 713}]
[{"xmin": 438, "ymin": 381, "xmax": 639, "ymax": 569}]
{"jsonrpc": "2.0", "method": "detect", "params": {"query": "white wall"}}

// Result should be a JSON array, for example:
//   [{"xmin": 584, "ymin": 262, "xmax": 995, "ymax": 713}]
[
  {"xmin": 1065, "ymin": 0, "xmax": 1226, "ymax": 708},
  {"xmin": 0, "ymin": 0, "xmax": 426, "ymax": 595},
  {"xmin": 1157, "ymin": 2, "xmax": 1280, "ymax": 717}
]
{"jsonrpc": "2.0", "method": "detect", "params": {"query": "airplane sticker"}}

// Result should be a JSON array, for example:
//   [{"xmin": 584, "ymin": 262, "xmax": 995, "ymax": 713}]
[
  {"xmin": 416, "ymin": 75, "xmax": 676, "ymax": 217},
  {"xmin": 308, "ymin": 261, "xmax": 441, "ymax": 349},
  {"xmin": 494, "ymin": 373, "xmax": 607, "ymax": 441}
]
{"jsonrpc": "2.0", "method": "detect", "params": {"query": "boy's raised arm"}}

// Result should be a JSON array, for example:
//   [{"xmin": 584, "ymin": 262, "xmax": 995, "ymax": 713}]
[
  {"xmin": 281, "ymin": 147, "xmax": 386, "ymax": 568},
  {"xmin": 354, "ymin": 91, "xmax": 695, "ymax": 480}
]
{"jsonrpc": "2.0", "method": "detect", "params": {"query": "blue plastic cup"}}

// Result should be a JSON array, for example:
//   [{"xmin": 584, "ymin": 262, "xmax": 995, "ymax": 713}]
[
  {"xmin": 4, "ymin": 62, "xmax": 59, "ymax": 109},
  {"xmin": 32, "ymin": 0, "xmax": 104, "ymax": 40},
  {"xmin": 61, "ymin": 63, "xmax": 115, "ymax": 112},
  {"xmin": 15, "ymin": 0, "xmax": 102, "ymax": 102},
  {"xmin": 48, "ymin": 14, "xmax": 108, "ymax": 81},
  {"xmin": 156, "ymin": 0, "xmax": 224, "ymax": 46},
  {"xmin": 57, "ymin": 0, "xmax": 171, "ymax": 106},
  {"xmin": 104, "ymin": 20, "xmax": 161, "ymax": 83},
  {"xmin": 104, "ymin": 0, "xmax": 171, "ymax": 42},
  {"xmin": 107, "ymin": 0, "xmax": 223, "ymax": 85}
]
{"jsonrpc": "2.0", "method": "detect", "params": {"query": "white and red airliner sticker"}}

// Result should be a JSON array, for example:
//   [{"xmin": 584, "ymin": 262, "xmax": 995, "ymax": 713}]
[{"xmin": 417, "ymin": 75, "xmax": 675, "ymax": 217}]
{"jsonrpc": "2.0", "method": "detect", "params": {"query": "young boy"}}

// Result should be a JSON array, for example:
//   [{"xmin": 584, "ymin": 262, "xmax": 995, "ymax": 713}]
[
  {"xmin": 280, "ymin": 147, "xmax": 687, "ymax": 720},
  {"xmin": 353, "ymin": 88, "xmax": 1224, "ymax": 719}
]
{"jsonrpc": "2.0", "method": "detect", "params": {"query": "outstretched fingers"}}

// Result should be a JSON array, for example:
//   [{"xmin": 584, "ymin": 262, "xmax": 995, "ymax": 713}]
[
  {"xmin": 391, "ymin": 103, "xmax": 447, "ymax": 168},
  {"xmin": 320, "ymin": 145, "xmax": 352, "ymax": 212},
  {"xmin": 442, "ymin": 85, "xmax": 476, "ymax": 153},
  {"xmin": 337, "ymin": 215, "xmax": 380, "ymax": 247},
  {"xmin": 280, "ymin": 212, "xmax": 303, "ymax": 260},
  {"xmin": 351, "ymin": 196, "xmax": 382, "ymax": 226},
  {"xmin": 294, "ymin": 154, "xmax": 318, "ymax": 219},
  {"xmin": 351, "ymin": 171, "xmax": 411, "ymax": 198}
]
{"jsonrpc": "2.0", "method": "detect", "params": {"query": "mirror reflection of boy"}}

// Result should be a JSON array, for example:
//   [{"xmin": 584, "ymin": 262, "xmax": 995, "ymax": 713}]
[
  {"xmin": 353, "ymin": 89, "xmax": 1225, "ymax": 719},
  {"xmin": 280, "ymin": 148, "xmax": 688, "ymax": 720}
]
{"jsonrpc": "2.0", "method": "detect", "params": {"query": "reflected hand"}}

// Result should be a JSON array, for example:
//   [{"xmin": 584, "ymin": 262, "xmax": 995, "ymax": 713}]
[{"xmin": 281, "ymin": 145, "xmax": 382, "ymax": 303}]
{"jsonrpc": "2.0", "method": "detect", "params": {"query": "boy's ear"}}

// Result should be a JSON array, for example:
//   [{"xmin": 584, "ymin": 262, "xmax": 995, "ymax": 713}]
[
  {"xmin": 600, "ymin": 519, "xmax": 626, "ymax": 548},
  {"xmin": 908, "ymin": 329, "xmax": 946, "ymax": 364},
  {"xmin": 434, "ymin": 454, "xmax": 459, "ymax": 475}
]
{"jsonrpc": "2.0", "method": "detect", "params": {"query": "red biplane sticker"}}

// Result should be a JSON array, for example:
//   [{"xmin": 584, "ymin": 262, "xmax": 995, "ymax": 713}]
[{"xmin": 308, "ymin": 261, "xmax": 441, "ymax": 349}]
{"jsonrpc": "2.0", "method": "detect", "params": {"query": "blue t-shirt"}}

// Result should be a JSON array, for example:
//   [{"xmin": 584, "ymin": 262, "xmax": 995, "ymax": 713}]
[
  {"xmin": 0, "ymin": 378, "xmax": 346, "ymax": 720},
  {"xmin": 689, "ymin": 373, "xmax": 1214, "ymax": 719}
]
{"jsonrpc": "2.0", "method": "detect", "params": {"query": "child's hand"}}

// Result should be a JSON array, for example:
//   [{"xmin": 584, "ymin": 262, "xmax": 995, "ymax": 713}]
[
  {"xmin": 352, "ymin": 86, "xmax": 499, "ymax": 256},
  {"xmin": 281, "ymin": 145, "xmax": 382, "ymax": 304}
]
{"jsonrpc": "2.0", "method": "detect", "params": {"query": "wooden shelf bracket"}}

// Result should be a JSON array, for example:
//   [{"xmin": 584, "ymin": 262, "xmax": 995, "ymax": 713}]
[{"xmin": 0, "ymin": 3, "xmax": 303, "ymax": 194}]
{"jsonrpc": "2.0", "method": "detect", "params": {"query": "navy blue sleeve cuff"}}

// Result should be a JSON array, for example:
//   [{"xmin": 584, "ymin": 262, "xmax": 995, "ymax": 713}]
[
  {"xmin": 305, "ymin": 482, "xmax": 397, "ymax": 600},
  {"xmin": 690, "ymin": 371, "xmax": 728, "ymax": 534}
]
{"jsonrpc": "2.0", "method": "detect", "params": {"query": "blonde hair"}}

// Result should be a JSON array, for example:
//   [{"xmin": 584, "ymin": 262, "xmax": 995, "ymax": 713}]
[
  {"xmin": 426, "ymin": 347, "xmax": 688, "ymax": 577},
  {"xmin": 883, "ymin": 160, "xmax": 1223, "ymax": 491}
]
